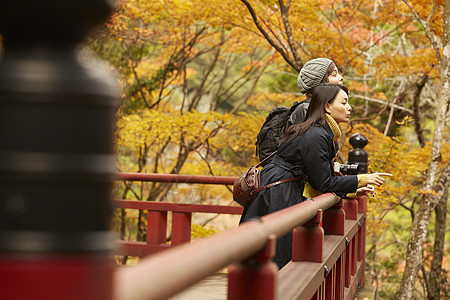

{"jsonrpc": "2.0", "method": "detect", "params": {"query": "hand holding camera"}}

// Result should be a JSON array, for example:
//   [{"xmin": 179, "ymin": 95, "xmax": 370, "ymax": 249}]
[{"xmin": 333, "ymin": 162, "xmax": 360, "ymax": 176}]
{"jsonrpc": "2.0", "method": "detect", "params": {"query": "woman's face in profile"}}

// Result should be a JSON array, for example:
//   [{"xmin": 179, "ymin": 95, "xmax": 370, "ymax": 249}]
[
  {"xmin": 326, "ymin": 89, "xmax": 352, "ymax": 123},
  {"xmin": 327, "ymin": 66, "xmax": 344, "ymax": 85}
]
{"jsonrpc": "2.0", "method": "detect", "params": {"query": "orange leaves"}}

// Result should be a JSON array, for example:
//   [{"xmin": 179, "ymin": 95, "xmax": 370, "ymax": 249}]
[
  {"xmin": 109, "ymin": 0, "xmax": 273, "ymax": 62},
  {"xmin": 347, "ymin": 81, "xmax": 374, "ymax": 93},
  {"xmin": 373, "ymin": 48, "xmax": 439, "ymax": 80}
]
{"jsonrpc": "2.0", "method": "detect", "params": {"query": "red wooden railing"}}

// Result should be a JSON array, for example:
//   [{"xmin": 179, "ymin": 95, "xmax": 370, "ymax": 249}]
[
  {"xmin": 114, "ymin": 172, "xmax": 242, "ymax": 256},
  {"xmin": 114, "ymin": 200, "xmax": 243, "ymax": 256},
  {"xmin": 114, "ymin": 172, "xmax": 367, "ymax": 300}
]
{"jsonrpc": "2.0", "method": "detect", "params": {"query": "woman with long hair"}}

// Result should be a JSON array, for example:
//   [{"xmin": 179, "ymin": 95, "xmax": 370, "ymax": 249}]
[{"xmin": 240, "ymin": 83, "xmax": 391, "ymax": 269}]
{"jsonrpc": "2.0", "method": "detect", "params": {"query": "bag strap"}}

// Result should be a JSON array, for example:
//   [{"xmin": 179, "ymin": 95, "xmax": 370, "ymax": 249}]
[
  {"xmin": 256, "ymin": 151, "xmax": 277, "ymax": 168},
  {"xmin": 250, "ymin": 174, "xmax": 306, "ymax": 196}
]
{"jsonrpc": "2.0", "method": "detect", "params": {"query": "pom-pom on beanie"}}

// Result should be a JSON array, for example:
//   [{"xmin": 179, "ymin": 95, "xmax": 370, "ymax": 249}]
[{"xmin": 297, "ymin": 58, "xmax": 333, "ymax": 94}]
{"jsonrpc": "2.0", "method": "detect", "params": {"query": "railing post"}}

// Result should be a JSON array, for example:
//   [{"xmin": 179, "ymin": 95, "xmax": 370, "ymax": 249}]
[
  {"xmin": 228, "ymin": 234, "xmax": 278, "ymax": 300},
  {"xmin": 357, "ymin": 195, "xmax": 367, "ymax": 286},
  {"xmin": 343, "ymin": 199, "xmax": 358, "ymax": 286},
  {"xmin": 343, "ymin": 197, "xmax": 358, "ymax": 220},
  {"xmin": 147, "ymin": 211, "xmax": 168, "ymax": 245},
  {"xmin": 344, "ymin": 238, "xmax": 352, "ymax": 288},
  {"xmin": 171, "ymin": 212, "xmax": 192, "ymax": 246},
  {"xmin": 322, "ymin": 200, "xmax": 344, "ymax": 299},
  {"xmin": 0, "ymin": 2, "xmax": 117, "ymax": 300},
  {"xmin": 292, "ymin": 209, "xmax": 324, "ymax": 263},
  {"xmin": 335, "ymin": 256, "xmax": 344, "ymax": 299},
  {"xmin": 351, "ymin": 236, "xmax": 357, "ymax": 277},
  {"xmin": 322, "ymin": 199, "xmax": 345, "ymax": 235}
]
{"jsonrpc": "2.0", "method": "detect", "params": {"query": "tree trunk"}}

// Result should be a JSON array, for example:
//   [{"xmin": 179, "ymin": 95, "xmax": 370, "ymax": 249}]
[
  {"xmin": 398, "ymin": 0, "xmax": 450, "ymax": 297},
  {"xmin": 412, "ymin": 75, "xmax": 428, "ymax": 147},
  {"xmin": 428, "ymin": 188, "xmax": 448, "ymax": 299},
  {"xmin": 398, "ymin": 162, "xmax": 450, "ymax": 299}
]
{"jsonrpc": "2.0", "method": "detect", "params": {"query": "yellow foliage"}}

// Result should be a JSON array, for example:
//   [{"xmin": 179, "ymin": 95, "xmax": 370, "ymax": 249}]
[
  {"xmin": 116, "ymin": 108, "xmax": 263, "ymax": 173},
  {"xmin": 191, "ymin": 223, "xmax": 218, "ymax": 239},
  {"xmin": 344, "ymin": 123, "xmax": 449, "ymax": 237}
]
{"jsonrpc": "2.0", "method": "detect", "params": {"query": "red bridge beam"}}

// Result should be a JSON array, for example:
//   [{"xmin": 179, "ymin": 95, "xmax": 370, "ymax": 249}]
[
  {"xmin": 114, "ymin": 200, "xmax": 242, "ymax": 215},
  {"xmin": 115, "ymin": 172, "xmax": 237, "ymax": 185}
]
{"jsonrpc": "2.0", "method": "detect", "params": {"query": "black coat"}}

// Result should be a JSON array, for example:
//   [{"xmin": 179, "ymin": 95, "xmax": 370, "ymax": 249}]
[{"xmin": 240, "ymin": 121, "xmax": 358, "ymax": 269}]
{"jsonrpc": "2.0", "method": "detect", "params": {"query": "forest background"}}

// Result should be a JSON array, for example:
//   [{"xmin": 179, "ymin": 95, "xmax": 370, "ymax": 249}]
[{"xmin": 87, "ymin": 0, "xmax": 449, "ymax": 298}]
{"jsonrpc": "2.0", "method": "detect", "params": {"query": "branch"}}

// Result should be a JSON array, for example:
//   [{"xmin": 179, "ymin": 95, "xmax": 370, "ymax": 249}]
[
  {"xmin": 366, "ymin": 239, "xmax": 401, "ymax": 257},
  {"xmin": 349, "ymin": 94, "xmax": 413, "ymax": 113},
  {"xmin": 230, "ymin": 62, "xmax": 271, "ymax": 114},
  {"xmin": 401, "ymin": 0, "xmax": 441, "ymax": 63},
  {"xmin": 192, "ymin": 147, "xmax": 233, "ymax": 195},
  {"xmin": 327, "ymin": 1, "xmax": 366, "ymax": 70},
  {"xmin": 240, "ymin": 0, "xmax": 300, "ymax": 71},
  {"xmin": 152, "ymin": 26, "xmax": 208, "ymax": 110},
  {"xmin": 260, "ymin": 17, "xmax": 289, "ymax": 55},
  {"xmin": 347, "ymin": 21, "xmax": 411, "ymax": 66},
  {"xmin": 397, "ymin": 201, "xmax": 415, "ymax": 219},
  {"xmin": 278, "ymin": 0, "xmax": 303, "ymax": 69},
  {"xmin": 131, "ymin": 61, "xmax": 151, "ymax": 108},
  {"xmin": 188, "ymin": 46, "xmax": 221, "ymax": 111},
  {"xmin": 412, "ymin": 75, "xmax": 428, "ymax": 147}
]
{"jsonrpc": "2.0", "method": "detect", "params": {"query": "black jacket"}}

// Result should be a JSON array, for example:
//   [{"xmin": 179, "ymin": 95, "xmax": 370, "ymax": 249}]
[{"xmin": 240, "ymin": 121, "xmax": 358, "ymax": 269}]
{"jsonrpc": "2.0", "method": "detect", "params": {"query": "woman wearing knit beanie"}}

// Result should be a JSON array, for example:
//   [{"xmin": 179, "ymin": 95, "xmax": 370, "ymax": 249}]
[
  {"xmin": 287, "ymin": 58, "xmax": 343, "ymax": 127},
  {"xmin": 240, "ymin": 84, "xmax": 392, "ymax": 269}
]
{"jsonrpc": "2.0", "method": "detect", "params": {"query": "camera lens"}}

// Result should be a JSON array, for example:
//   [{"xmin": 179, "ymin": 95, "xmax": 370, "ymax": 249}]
[{"xmin": 339, "ymin": 164, "xmax": 359, "ymax": 175}]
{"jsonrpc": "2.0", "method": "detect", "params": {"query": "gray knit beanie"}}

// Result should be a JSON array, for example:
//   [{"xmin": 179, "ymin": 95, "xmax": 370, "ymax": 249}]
[{"xmin": 297, "ymin": 58, "xmax": 333, "ymax": 94}]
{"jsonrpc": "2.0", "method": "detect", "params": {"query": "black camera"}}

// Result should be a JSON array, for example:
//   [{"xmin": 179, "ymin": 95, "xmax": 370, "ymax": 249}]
[{"xmin": 339, "ymin": 163, "xmax": 359, "ymax": 175}]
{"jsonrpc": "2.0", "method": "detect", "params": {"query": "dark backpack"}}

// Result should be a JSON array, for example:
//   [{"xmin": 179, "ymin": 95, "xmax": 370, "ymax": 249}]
[{"xmin": 255, "ymin": 101, "xmax": 300, "ymax": 166}]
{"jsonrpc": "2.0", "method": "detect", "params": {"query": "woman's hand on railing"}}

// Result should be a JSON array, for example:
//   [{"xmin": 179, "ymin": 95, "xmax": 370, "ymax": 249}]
[
  {"xmin": 366, "ymin": 173, "xmax": 392, "ymax": 187},
  {"xmin": 356, "ymin": 185, "xmax": 375, "ymax": 197}
]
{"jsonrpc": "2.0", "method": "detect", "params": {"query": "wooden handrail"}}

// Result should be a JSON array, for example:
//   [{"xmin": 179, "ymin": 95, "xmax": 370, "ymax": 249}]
[
  {"xmin": 260, "ymin": 194, "xmax": 339, "ymax": 239},
  {"xmin": 114, "ymin": 193, "xmax": 339, "ymax": 300}
]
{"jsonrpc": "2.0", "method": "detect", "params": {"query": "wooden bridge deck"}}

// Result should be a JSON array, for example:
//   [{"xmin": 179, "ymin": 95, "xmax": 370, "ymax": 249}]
[
  {"xmin": 170, "ymin": 273, "xmax": 227, "ymax": 300},
  {"xmin": 168, "ymin": 272, "xmax": 376, "ymax": 300}
]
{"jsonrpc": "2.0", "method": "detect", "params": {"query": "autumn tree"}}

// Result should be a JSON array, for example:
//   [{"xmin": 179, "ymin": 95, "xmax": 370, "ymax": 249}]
[
  {"xmin": 397, "ymin": 0, "xmax": 450, "ymax": 298},
  {"xmin": 87, "ymin": 1, "xmax": 449, "ymax": 291},
  {"xmin": 90, "ymin": 0, "xmax": 270, "ymax": 199}
]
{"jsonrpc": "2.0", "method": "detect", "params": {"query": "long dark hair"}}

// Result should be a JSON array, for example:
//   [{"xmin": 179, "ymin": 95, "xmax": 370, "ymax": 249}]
[{"xmin": 280, "ymin": 83, "xmax": 348, "ymax": 143}]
